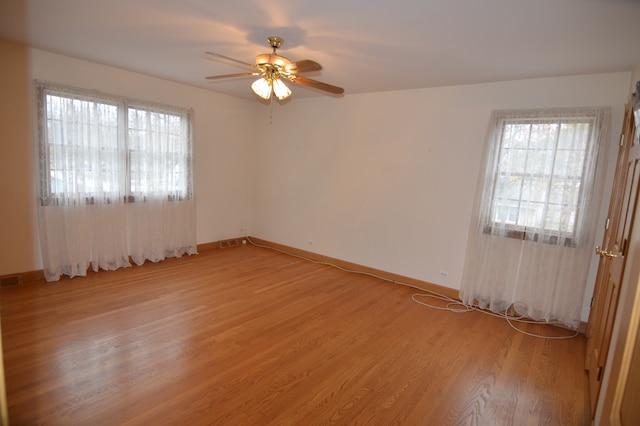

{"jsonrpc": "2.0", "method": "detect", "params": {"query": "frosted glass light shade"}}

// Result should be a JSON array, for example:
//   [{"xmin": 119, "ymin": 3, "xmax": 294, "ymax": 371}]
[
  {"xmin": 272, "ymin": 79, "xmax": 292, "ymax": 100},
  {"xmin": 251, "ymin": 78, "xmax": 272, "ymax": 100}
]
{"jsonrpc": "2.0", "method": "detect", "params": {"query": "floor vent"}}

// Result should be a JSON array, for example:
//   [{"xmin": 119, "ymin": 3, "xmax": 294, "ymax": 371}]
[
  {"xmin": 219, "ymin": 239, "xmax": 241, "ymax": 249},
  {"xmin": 0, "ymin": 274, "xmax": 22, "ymax": 287}
]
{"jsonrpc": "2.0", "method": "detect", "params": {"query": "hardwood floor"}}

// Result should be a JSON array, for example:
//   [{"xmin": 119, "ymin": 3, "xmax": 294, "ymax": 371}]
[{"xmin": 0, "ymin": 244, "xmax": 590, "ymax": 425}]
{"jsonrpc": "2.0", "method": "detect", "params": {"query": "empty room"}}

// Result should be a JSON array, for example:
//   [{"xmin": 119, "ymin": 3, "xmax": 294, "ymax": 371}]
[{"xmin": 1, "ymin": 1, "xmax": 640, "ymax": 424}]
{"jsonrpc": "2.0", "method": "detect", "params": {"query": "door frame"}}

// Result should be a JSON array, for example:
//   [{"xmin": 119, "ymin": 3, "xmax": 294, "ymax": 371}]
[{"xmin": 591, "ymin": 97, "xmax": 640, "ymax": 423}]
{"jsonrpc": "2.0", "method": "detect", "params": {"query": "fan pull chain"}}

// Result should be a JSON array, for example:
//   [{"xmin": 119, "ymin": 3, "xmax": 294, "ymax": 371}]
[{"xmin": 269, "ymin": 96, "xmax": 274, "ymax": 124}]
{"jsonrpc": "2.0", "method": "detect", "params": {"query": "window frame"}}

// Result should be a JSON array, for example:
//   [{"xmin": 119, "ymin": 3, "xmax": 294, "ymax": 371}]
[
  {"xmin": 482, "ymin": 109, "xmax": 601, "ymax": 246},
  {"xmin": 36, "ymin": 81, "xmax": 193, "ymax": 206}
]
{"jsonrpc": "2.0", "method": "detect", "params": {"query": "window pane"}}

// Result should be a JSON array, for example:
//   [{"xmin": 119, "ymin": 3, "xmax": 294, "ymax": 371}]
[
  {"xmin": 503, "ymin": 123, "xmax": 530, "ymax": 149},
  {"xmin": 558, "ymin": 122, "xmax": 589, "ymax": 150},
  {"xmin": 521, "ymin": 176, "xmax": 548, "ymax": 203},
  {"xmin": 493, "ymin": 200, "xmax": 520, "ymax": 225},
  {"xmin": 518, "ymin": 201, "xmax": 543, "ymax": 228},
  {"xmin": 500, "ymin": 148, "xmax": 528, "ymax": 174},
  {"xmin": 525, "ymin": 149, "xmax": 554, "ymax": 175},
  {"xmin": 529, "ymin": 123, "xmax": 557, "ymax": 150},
  {"xmin": 495, "ymin": 175, "xmax": 523, "ymax": 202}
]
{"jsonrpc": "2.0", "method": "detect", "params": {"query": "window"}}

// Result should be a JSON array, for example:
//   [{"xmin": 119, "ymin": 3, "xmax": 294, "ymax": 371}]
[
  {"xmin": 37, "ymin": 82, "xmax": 192, "ymax": 205},
  {"xmin": 483, "ymin": 108, "xmax": 605, "ymax": 245},
  {"xmin": 460, "ymin": 107, "xmax": 610, "ymax": 327}
]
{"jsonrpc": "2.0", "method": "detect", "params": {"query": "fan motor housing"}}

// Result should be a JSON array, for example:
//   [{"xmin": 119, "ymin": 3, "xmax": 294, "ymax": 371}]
[{"xmin": 256, "ymin": 53, "xmax": 291, "ymax": 67}]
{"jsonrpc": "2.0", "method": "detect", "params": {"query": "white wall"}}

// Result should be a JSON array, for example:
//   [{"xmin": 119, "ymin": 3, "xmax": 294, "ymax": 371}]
[
  {"xmin": 0, "ymin": 40, "xmax": 35, "ymax": 275},
  {"xmin": 251, "ymin": 73, "xmax": 630, "ymax": 322},
  {"xmin": 26, "ymin": 49, "xmax": 256, "ymax": 265}
]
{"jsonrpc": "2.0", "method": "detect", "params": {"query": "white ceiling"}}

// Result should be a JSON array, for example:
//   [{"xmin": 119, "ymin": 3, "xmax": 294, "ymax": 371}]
[{"xmin": 1, "ymin": 0, "xmax": 640, "ymax": 101}]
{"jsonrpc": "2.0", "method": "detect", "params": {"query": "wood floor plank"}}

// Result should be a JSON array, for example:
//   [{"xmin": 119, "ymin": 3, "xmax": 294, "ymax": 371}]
[{"xmin": 0, "ymin": 245, "xmax": 591, "ymax": 425}]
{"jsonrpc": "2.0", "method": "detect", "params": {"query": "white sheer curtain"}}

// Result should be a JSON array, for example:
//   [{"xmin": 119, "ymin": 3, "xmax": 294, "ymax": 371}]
[
  {"xmin": 126, "ymin": 105, "xmax": 196, "ymax": 265},
  {"xmin": 36, "ymin": 81, "xmax": 196, "ymax": 282},
  {"xmin": 460, "ymin": 107, "xmax": 610, "ymax": 329}
]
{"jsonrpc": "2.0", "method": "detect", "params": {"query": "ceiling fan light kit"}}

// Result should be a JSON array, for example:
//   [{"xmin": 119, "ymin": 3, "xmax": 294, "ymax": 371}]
[
  {"xmin": 206, "ymin": 36, "xmax": 344, "ymax": 102},
  {"xmin": 250, "ymin": 76, "xmax": 292, "ymax": 100}
]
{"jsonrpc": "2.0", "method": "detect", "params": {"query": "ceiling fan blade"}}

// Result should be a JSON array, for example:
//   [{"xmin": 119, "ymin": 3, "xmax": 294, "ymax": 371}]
[
  {"xmin": 205, "ymin": 51, "xmax": 255, "ymax": 69},
  {"xmin": 286, "ymin": 59, "xmax": 322, "ymax": 74},
  {"xmin": 292, "ymin": 75, "xmax": 344, "ymax": 95},
  {"xmin": 206, "ymin": 72, "xmax": 259, "ymax": 80}
]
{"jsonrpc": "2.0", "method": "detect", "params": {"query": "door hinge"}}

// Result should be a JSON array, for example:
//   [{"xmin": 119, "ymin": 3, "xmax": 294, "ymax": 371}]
[
  {"xmin": 605, "ymin": 218, "xmax": 610, "ymax": 230},
  {"xmin": 620, "ymin": 133, "xmax": 625, "ymax": 147},
  {"xmin": 591, "ymin": 297, "xmax": 595, "ymax": 308}
]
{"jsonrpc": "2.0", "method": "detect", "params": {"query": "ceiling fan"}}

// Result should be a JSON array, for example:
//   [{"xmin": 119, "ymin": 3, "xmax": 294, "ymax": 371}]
[{"xmin": 205, "ymin": 36, "xmax": 344, "ymax": 101}]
